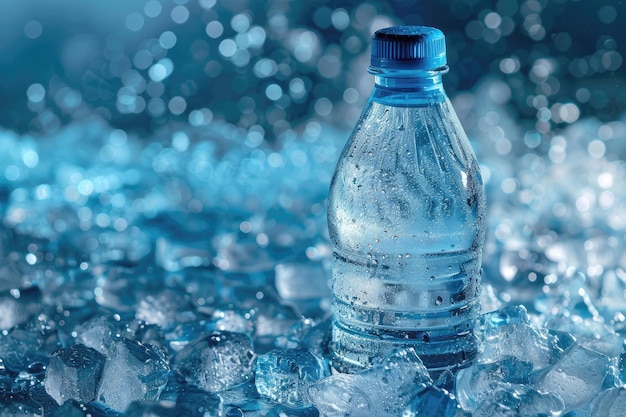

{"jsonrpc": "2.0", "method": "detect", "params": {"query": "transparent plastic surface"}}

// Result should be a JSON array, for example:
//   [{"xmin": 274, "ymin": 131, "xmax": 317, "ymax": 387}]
[{"xmin": 328, "ymin": 82, "xmax": 487, "ymax": 373}]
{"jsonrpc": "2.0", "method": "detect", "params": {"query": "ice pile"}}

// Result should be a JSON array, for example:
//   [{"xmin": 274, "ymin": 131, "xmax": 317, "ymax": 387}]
[{"xmin": 1, "ymin": 89, "xmax": 626, "ymax": 415}]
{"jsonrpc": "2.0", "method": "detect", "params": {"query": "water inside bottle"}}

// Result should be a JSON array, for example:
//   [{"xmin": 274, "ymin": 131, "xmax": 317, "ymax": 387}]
[{"xmin": 328, "ymin": 98, "xmax": 486, "ymax": 373}]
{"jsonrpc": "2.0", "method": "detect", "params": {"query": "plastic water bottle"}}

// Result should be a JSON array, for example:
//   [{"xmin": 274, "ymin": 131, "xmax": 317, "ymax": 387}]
[{"xmin": 327, "ymin": 26, "xmax": 487, "ymax": 374}]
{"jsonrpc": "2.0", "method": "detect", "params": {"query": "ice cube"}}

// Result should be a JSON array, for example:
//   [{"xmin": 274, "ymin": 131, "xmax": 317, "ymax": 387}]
[
  {"xmin": 255, "ymin": 348, "xmax": 329, "ymax": 408},
  {"xmin": 173, "ymin": 331, "xmax": 255, "ymax": 393},
  {"xmin": 471, "ymin": 389, "xmax": 520, "ymax": 417},
  {"xmin": 545, "ymin": 312, "xmax": 623, "ymax": 358},
  {"xmin": 403, "ymin": 386, "xmax": 457, "ymax": 417},
  {"xmin": 275, "ymin": 317, "xmax": 331, "ymax": 359},
  {"xmin": 136, "ymin": 288, "xmax": 198, "ymax": 330},
  {"xmin": 210, "ymin": 307, "xmax": 255, "ymax": 335},
  {"xmin": 76, "ymin": 315, "xmax": 126, "ymax": 354},
  {"xmin": 308, "ymin": 349, "xmax": 432, "ymax": 417},
  {"xmin": 535, "ymin": 344, "xmax": 609, "ymax": 411},
  {"xmin": 455, "ymin": 356, "xmax": 532, "ymax": 411},
  {"xmin": 43, "ymin": 344, "xmax": 106, "ymax": 405},
  {"xmin": 125, "ymin": 400, "xmax": 192, "ymax": 416},
  {"xmin": 517, "ymin": 388, "xmax": 565, "ymax": 416},
  {"xmin": 479, "ymin": 305, "xmax": 531, "ymax": 329},
  {"xmin": 307, "ymin": 373, "xmax": 371, "ymax": 417},
  {"xmin": 589, "ymin": 387, "xmax": 626, "ymax": 417},
  {"xmin": 97, "ymin": 338, "xmax": 169, "ymax": 411},
  {"xmin": 477, "ymin": 307, "xmax": 572, "ymax": 370},
  {"xmin": 216, "ymin": 380, "xmax": 271, "ymax": 413}
]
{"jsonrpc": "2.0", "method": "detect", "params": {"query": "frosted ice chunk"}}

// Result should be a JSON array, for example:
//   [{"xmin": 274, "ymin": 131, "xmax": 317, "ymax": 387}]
[
  {"xmin": 173, "ymin": 331, "xmax": 254, "ymax": 392},
  {"xmin": 403, "ymin": 386, "xmax": 457, "ymax": 417},
  {"xmin": 77, "ymin": 316, "xmax": 125, "ymax": 354},
  {"xmin": 546, "ymin": 313, "xmax": 623, "ymax": 358},
  {"xmin": 589, "ymin": 387, "xmax": 626, "ymax": 417},
  {"xmin": 535, "ymin": 344, "xmax": 609, "ymax": 411},
  {"xmin": 479, "ymin": 305, "xmax": 531, "ymax": 329},
  {"xmin": 97, "ymin": 338, "xmax": 169, "ymax": 411},
  {"xmin": 136, "ymin": 288, "xmax": 198, "ymax": 330},
  {"xmin": 43, "ymin": 344, "xmax": 106, "ymax": 405},
  {"xmin": 308, "ymin": 349, "xmax": 432, "ymax": 417},
  {"xmin": 471, "ymin": 390, "xmax": 520, "ymax": 417},
  {"xmin": 255, "ymin": 348, "xmax": 329, "ymax": 408},
  {"xmin": 518, "ymin": 388, "xmax": 565, "ymax": 416},
  {"xmin": 275, "ymin": 317, "xmax": 331, "ymax": 359},
  {"xmin": 308, "ymin": 373, "xmax": 373, "ymax": 417},
  {"xmin": 477, "ymin": 306, "xmax": 572, "ymax": 370},
  {"xmin": 216, "ymin": 380, "xmax": 272, "ymax": 414},
  {"xmin": 455, "ymin": 356, "xmax": 532, "ymax": 411},
  {"xmin": 210, "ymin": 308, "xmax": 255, "ymax": 335}
]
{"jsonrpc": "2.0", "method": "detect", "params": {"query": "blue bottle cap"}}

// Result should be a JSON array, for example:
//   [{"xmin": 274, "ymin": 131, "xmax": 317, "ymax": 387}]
[{"xmin": 370, "ymin": 26, "xmax": 447, "ymax": 71}]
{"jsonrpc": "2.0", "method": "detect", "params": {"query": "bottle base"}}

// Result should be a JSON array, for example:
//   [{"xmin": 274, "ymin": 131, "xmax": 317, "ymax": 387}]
[{"xmin": 330, "ymin": 319, "xmax": 477, "ymax": 376}]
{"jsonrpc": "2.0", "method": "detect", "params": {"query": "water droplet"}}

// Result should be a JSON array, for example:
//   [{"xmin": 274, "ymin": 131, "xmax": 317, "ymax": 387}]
[{"xmin": 435, "ymin": 296, "xmax": 443, "ymax": 305}]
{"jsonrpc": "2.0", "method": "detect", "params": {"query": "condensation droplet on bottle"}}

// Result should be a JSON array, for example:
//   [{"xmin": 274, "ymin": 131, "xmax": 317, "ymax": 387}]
[{"xmin": 436, "ymin": 296, "xmax": 443, "ymax": 305}]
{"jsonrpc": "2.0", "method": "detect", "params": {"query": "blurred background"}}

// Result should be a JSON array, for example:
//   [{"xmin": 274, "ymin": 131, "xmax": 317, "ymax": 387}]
[
  {"xmin": 0, "ymin": 0, "xmax": 624, "ymax": 139},
  {"xmin": 1, "ymin": 0, "xmax": 626, "ymax": 328},
  {"xmin": 2, "ymin": 3, "xmax": 626, "ymax": 414}
]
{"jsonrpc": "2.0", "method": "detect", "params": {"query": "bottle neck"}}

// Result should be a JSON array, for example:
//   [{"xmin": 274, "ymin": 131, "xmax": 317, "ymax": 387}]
[{"xmin": 369, "ymin": 66, "xmax": 448, "ymax": 106}]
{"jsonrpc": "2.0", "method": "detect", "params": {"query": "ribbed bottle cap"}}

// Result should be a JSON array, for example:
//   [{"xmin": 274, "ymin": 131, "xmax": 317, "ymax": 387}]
[{"xmin": 370, "ymin": 26, "xmax": 447, "ymax": 71}]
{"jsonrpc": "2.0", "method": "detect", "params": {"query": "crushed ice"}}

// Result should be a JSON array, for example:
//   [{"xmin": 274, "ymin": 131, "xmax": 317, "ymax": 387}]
[{"xmin": 1, "ymin": 0, "xmax": 626, "ymax": 416}]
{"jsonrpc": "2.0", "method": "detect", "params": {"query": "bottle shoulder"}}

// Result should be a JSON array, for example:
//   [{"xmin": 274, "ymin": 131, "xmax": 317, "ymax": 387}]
[{"xmin": 328, "ymin": 97, "xmax": 486, "ymax": 255}]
